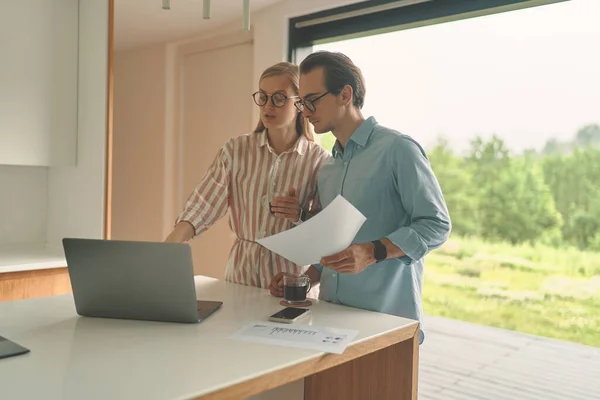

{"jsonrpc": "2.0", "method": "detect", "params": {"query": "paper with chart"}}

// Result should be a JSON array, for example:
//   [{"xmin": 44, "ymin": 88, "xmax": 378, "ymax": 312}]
[
  {"xmin": 229, "ymin": 321, "xmax": 359, "ymax": 354},
  {"xmin": 257, "ymin": 195, "xmax": 367, "ymax": 266}
]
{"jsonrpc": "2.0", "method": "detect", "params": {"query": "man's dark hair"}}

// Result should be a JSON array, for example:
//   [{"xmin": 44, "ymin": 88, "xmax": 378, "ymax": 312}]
[{"xmin": 299, "ymin": 51, "xmax": 366, "ymax": 109}]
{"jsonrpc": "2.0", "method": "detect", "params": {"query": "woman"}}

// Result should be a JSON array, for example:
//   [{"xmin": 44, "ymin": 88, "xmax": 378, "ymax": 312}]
[{"xmin": 165, "ymin": 62, "xmax": 331, "ymax": 289}]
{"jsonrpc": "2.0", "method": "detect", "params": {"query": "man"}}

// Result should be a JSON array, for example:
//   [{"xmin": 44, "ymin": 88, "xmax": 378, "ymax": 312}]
[{"xmin": 269, "ymin": 51, "xmax": 451, "ymax": 343}]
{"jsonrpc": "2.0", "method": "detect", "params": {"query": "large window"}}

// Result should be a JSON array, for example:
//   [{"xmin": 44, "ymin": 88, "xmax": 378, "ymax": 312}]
[{"xmin": 291, "ymin": 0, "xmax": 600, "ymax": 347}]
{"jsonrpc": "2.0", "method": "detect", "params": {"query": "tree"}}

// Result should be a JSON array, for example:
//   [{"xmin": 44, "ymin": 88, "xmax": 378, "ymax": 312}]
[
  {"xmin": 575, "ymin": 124, "xmax": 600, "ymax": 148},
  {"xmin": 469, "ymin": 136, "xmax": 562, "ymax": 244},
  {"xmin": 428, "ymin": 137, "xmax": 479, "ymax": 236},
  {"xmin": 543, "ymin": 146, "xmax": 600, "ymax": 249},
  {"xmin": 542, "ymin": 138, "xmax": 561, "ymax": 155}
]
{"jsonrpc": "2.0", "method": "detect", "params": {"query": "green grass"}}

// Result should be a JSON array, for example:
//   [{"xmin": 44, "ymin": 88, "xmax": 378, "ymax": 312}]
[{"xmin": 424, "ymin": 236, "xmax": 600, "ymax": 348}]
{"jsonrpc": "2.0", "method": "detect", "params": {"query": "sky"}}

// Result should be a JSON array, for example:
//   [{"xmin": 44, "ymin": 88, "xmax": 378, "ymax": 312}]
[{"xmin": 315, "ymin": 0, "xmax": 600, "ymax": 155}]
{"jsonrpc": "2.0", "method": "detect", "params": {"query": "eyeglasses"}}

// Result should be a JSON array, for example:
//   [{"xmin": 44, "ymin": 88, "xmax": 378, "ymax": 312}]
[
  {"xmin": 252, "ymin": 91, "xmax": 298, "ymax": 108},
  {"xmin": 294, "ymin": 92, "xmax": 330, "ymax": 113}
]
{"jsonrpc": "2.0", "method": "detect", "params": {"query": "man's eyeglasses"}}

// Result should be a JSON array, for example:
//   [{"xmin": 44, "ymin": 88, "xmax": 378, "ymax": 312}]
[
  {"xmin": 294, "ymin": 92, "xmax": 330, "ymax": 113},
  {"xmin": 252, "ymin": 91, "xmax": 298, "ymax": 108}
]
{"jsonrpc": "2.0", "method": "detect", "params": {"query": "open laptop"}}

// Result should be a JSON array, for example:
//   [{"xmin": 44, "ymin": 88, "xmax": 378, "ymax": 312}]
[{"xmin": 62, "ymin": 238, "xmax": 222, "ymax": 324}]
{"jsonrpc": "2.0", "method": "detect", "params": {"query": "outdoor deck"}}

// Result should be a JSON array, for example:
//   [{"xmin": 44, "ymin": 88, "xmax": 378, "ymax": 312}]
[{"xmin": 419, "ymin": 315, "xmax": 600, "ymax": 399}]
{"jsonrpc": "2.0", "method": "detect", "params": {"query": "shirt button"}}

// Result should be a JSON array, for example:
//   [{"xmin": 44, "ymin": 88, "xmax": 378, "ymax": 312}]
[
  {"xmin": 332, "ymin": 273, "xmax": 337, "ymax": 277},
  {"xmin": 344, "ymin": 161, "xmax": 348, "ymax": 165}
]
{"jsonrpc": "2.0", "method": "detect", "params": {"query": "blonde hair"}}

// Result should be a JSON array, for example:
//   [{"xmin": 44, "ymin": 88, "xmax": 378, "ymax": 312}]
[{"xmin": 253, "ymin": 62, "xmax": 314, "ymax": 141}]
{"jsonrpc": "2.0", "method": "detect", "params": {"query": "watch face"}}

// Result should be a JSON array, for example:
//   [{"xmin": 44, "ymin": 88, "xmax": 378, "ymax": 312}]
[{"xmin": 374, "ymin": 240, "xmax": 387, "ymax": 261}]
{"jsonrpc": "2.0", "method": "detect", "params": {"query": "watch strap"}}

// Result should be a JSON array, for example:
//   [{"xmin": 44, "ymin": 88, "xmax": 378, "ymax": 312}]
[{"xmin": 300, "ymin": 207, "xmax": 306, "ymax": 222}]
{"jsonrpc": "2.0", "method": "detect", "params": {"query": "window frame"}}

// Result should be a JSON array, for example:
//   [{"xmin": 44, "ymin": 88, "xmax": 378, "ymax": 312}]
[{"xmin": 288, "ymin": 0, "xmax": 566, "ymax": 62}]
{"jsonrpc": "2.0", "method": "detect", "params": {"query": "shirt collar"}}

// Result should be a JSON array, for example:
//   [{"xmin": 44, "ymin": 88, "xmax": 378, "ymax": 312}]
[
  {"xmin": 257, "ymin": 129, "xmax": 308, "ymax": 155},
  {"xmin": 331, "ymin": 116, "xmax": 378, "ymax": 158}
]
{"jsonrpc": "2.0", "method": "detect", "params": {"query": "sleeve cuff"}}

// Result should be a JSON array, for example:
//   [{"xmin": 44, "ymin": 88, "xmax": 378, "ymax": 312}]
[
  {"xmin": 175, "ymin": 214, "xmax": 200, "ymax": 238},
  {"xmin": 399, "ymin": 255, "xmax": 413, "ymax": 265},
  {"xmin": 386, "ymin": 227, "xmax": 428, "ymax": 261}
]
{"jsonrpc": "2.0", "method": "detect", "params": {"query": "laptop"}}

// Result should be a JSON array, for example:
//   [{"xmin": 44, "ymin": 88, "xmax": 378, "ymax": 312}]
[{"xmin": 62, "ymin": 238, "xmax": 222, "ymax": 324}]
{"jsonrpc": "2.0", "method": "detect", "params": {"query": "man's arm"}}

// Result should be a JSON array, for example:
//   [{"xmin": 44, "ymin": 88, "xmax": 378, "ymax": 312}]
[
  {"xmin": 384, "ymin": 136, "xmax": 451, "ymax": 262},
  {"xmin": 320, "ymin": 137, "xmax": 451, "ymax": 273}
]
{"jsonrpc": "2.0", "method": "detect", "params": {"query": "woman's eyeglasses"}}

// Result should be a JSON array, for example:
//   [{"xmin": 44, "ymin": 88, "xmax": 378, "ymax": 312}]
[{"xmin": 252, "ymin": 91, "xmax": 298, "ymax": 108}]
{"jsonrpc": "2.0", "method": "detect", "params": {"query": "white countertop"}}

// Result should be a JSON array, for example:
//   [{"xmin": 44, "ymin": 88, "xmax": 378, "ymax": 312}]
[
  {"xmin": 0, "ymin": 276, "xmax": 417, "ymax": 400},
  {"xmin": 0, "ymin": 244, "xmax": 66, "ymax": 273}
]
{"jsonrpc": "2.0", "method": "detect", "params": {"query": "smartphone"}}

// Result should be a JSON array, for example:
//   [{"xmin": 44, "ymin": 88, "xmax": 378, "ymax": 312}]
[
  {"xmin": 268, "ymin": 307, "xmax": 311, "ymax": 324},
  {"xmin": 0, "ymin": 335, "xmax": 30, "ymax": 360}
]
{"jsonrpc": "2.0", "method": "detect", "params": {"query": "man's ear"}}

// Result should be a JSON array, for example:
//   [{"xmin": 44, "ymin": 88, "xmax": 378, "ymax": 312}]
[{"xmin": 340, "ymin": 85, "xmax": 354, "ymax": 107}]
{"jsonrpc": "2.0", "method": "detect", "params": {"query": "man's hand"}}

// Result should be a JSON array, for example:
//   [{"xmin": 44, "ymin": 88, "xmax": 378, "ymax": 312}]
[
  {"xmin": 269, "ymin": 272, "xmax": 284, "ymax": 297},
  {"xmin": 320, "ymin": 243, "xmax": 376, "ymax": 274},
  {"xmin": 271, "ymin": 188, "xmax": 301, "ymax": 222}
]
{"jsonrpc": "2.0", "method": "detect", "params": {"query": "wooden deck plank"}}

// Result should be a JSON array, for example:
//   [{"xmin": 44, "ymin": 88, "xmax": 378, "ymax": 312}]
[{"xmin": 419, "ymin": 315, "xmax": 600, "ymax": 400}]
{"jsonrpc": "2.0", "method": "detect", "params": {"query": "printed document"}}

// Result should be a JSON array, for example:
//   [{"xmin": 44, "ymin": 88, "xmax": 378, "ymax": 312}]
[
  {"xmin": 230, "ymin": 321, "xmax": 359, "ymax": 354},
  {"xmin": 257, "ymin": 195, "xmax": 366, "ymax": 265}
]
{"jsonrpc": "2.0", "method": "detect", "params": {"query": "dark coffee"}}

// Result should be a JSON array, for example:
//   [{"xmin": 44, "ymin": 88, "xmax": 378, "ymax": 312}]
[{"xmin": 284, "ymin": 284, "xmax": 308, "ymax": 303}]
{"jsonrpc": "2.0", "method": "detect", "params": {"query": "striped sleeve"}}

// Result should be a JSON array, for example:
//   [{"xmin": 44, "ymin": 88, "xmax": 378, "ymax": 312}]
[{"xmin": 176, "ymin": 144, "xmax": 232, "ymax": 237}]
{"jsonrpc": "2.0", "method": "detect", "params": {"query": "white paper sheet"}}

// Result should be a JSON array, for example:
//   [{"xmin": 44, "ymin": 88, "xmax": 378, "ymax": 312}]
[
  {"xmin": 229, "ymin": 321, "xmax": 359, "ymax": 354},
  {"xmin": 257, "ymin": 195, "xmax": 366, "ymax": 266}
]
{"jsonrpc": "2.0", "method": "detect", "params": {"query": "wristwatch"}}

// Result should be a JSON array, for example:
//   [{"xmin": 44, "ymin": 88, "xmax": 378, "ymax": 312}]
[{"xmin": 371, "ymin": 240, "xmax": 387, "ymax": 263}]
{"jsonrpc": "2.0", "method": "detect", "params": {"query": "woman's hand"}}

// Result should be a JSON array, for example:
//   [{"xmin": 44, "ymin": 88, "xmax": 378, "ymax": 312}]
[
  {"xmin": 269, "ymin": 272, "xmax": 284, "ymax": 297},
  {"xmin": 164, "ymin": 221, "xmax": 195, "ymax": 243},
  {"xmin": 270, "ymin": 188, "xmax": 302, "ymax": 222}
]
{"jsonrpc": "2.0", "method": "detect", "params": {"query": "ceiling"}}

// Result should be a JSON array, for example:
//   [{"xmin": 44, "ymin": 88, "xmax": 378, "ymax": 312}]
[{"xmin": 114, "ymin": 0, "xmax": 283, "ymax": 51}]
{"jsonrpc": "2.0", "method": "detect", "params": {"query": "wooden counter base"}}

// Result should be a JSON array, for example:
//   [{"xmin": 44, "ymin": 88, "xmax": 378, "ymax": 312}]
[
  {"xmin": 0, "ymin": 267, "xmax": 71, "ymax": 302},
  {"xmin": 305, "ymin": 328, "xmax": 419, "ymax": 399}
]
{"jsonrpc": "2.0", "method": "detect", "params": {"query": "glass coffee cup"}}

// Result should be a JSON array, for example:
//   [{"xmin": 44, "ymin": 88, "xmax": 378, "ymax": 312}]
[
  {"xmin": 283, "ymin": 273, "xmax": 312, "ymax": 304},
  {"xmin": 268, "ymin": 190, "xmax": 288, "ymax": 215}
]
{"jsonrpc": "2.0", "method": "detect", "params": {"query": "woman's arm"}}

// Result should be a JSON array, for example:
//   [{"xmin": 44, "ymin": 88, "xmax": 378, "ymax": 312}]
[{"xmin": 164, "ymin": 146, "xmax": 232, "ymax": 243}]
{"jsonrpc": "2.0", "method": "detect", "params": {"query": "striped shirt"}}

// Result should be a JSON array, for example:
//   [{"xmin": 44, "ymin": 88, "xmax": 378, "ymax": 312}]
[{"xmin": 177, "ymin": 130, "xmax": 331, "ymax": 288}]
